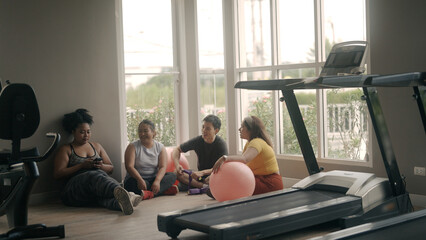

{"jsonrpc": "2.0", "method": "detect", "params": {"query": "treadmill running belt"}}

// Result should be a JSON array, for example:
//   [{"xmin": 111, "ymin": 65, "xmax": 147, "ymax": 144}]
[
  {"xmin": 312, "ymin": 209, "xmax": 426, "ymax": 240},
  {"xmin": 163, "ymin": 190, "xmax": 362, "ymax": 239}
]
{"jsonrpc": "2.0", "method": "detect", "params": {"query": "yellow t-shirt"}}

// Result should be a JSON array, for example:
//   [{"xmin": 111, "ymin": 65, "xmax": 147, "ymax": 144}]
[{"xmin": 244, "ymin": 138, "xmax": 279, "ymax": 175}]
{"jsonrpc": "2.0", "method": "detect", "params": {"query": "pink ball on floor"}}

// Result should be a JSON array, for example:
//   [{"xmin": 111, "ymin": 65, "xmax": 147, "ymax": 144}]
[
  {"xmin": 165, "ymin": 147, "xmax": 189, "ymax": 172},
  {"xmin": 209, "ymin": 161, "xmax": 255, "ymax": 202}
]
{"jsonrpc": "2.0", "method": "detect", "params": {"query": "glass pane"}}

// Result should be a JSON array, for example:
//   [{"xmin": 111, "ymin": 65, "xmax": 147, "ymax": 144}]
[
  {"xmin": 278, "ymin": 0, "xmax": 315, "ymax": 64},
  {"xmin": 125, "ymin": 74, "xmax": 176, "ymax": 146},
  {"xmin": 324, "ymin": 0, "xmax": 366, "ymax": 56},
  {"xmin": 197, "ymin": 0, "xmax": 224, "ymax": 69},
  {"xmin": 279, "ymin": 69, "xmax": 317, "ymax": 155},
  {"xmin": 122, "ymin": 0, "xmax": 173, "ymax": 73},
  {"xmin": 200, "ymin": 74, "xmax": 227, "ymax": 141},
  {"xmin": 325, "ymin": 88, "xmax": 368, "ymax": 161},
  {"xmin": 237, "ymin": 0, "xmax": 272, "ymax": 67},
  {"xmin": 198, "ymin": 0, "xmax": 226, "ymax": 141},
  {"xmin": 239, "ymin": 71, "xmax": 274, "ymax": 151}
]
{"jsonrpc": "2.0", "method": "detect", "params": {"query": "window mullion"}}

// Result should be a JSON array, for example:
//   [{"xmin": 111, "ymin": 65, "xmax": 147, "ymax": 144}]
[
  {"xmin": 316, "ymin": 0, "xmax": 325, "ymax": 159},
  {"xmin": 318, "ymin": 88, "xmax": 326, "ymax": 159},
  {"xmin": 270, "ymin": 0, "xmax": 278, "ymax": 69}
]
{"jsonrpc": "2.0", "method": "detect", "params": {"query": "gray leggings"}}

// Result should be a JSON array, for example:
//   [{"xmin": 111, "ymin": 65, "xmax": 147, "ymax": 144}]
[{"xmin": 61, "ymin": 170, "xmax": 121, "ymax": 211}]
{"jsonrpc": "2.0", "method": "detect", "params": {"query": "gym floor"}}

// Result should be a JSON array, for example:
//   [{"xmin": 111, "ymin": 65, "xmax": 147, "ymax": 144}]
[{"xmin": 0, "ymin": 192, "xmax": 423, "ymax": 239}]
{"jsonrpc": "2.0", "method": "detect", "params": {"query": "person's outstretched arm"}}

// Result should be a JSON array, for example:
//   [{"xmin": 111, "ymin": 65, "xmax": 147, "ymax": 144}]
[
  {"xmin": 212, "ymin": 147, "xmax": 258, "ymax": 173},
  {"xmin": 171, "ymin": 146, "xmax": 184, "ymax": 174},
  {"xmin": 124, "ymin": 144, "xmax": 147, "ymax": 191},
  {"xmin": 152, "ymin": 147, "xmax": 168, "ymax": 194}
]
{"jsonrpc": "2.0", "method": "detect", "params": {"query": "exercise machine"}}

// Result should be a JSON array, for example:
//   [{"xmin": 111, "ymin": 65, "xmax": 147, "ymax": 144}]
[
  {"xmin": 0, "ymin": 81, "xmax": 65, "ymax": 239},
  {"xmin": 310, "ymin": 73, "xmax": 426, "ymax": 240},
  {"xmin": 158, "ymin": 72, "xmax": 422, "ymax": 240},
  {"xmin": 157, "ymin": 41, "xmax": 422, "ymax": 239},
  {"xmin": 413, "ymin": 84, "xmax": 425, "ymax": 132},
  {"xmin": 311, "ymin": 208, "xmax": 426, "ymax": 240},
  {"xmin": 312, "ymin": 193, "xmax": 426, "ymax": 239}
]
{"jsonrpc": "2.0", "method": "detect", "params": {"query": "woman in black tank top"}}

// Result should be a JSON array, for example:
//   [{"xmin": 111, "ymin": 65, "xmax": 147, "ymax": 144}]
[{"xmin": 53, "ymin": 109, "xmax": 142, "ymax": 215}]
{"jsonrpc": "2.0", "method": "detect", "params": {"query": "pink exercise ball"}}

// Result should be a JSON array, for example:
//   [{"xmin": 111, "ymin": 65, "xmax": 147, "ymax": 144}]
[
  {"xmin": 165, "ymin": 147, "xmax": 189, "ymax": 172},
  {"xmin": 209, "ymin": 161, "xmax": 255, "ymax": 202}
]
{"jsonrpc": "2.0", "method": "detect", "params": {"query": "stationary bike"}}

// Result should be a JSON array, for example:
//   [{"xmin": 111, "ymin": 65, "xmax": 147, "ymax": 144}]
[{"xmin": 0, "ymin": 81, "xmax": 65, "ymax": 239}]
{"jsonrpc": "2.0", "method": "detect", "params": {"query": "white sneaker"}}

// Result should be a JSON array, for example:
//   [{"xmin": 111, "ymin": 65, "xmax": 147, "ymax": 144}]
[
  {"xmin": 129, "ymin": 192, "xmax": 142, "ymax": 207},
  {"xmin": 114, "ymin": 186, "xmax": 133, "ymax": 215}
]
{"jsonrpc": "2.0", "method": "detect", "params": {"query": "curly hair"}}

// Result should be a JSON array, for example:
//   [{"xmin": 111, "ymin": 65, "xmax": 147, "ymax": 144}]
[{"xmin": 62, "ymin": 108, "xmax": 93, "ymax": 134}]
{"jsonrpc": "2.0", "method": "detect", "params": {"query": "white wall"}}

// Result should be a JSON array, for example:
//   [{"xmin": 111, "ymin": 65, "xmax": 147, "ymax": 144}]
[{"xmin": 0, "ymin": 0, "xmax": 126, "ymax": 195}]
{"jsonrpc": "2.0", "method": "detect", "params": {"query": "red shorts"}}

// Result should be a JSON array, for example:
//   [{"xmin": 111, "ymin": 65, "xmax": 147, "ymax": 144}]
[{"xmin": 253, "ymin": 173, "xmax": 284, "ymax": 195}]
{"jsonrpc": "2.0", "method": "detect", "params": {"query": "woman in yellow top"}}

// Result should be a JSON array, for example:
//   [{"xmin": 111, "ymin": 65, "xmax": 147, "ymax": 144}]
[{"xmin": 212, "ymin": 116, "xmax": 283, "ymax": 195}]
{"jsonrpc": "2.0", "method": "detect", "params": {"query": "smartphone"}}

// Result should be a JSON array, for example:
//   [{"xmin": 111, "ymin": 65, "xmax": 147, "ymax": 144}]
[{"xmin": 93, "ymin": 157, "xmax": 103, "ymax": 163}]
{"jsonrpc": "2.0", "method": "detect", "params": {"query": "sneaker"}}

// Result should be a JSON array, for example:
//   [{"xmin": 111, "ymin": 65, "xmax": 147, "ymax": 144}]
[
  {"xmin": 141, "ymin": 190, "xmax": 154, "ymax": 200},
  {"xmin": 128, "ymin": 192, "xmax": 142, "ymax": 207},
  {"xmin": 163, "ymin": 185, "xmax": 179, "ymax": 195},
  {"xmin": 113, "ymin": 186, "xmax": 133, "ymax": 215}
]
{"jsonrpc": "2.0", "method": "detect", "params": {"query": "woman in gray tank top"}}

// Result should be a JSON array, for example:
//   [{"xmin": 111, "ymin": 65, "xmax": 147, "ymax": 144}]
[{"xmin": 124, "ymin": 119, "xmax": 178, "ymax": 199}]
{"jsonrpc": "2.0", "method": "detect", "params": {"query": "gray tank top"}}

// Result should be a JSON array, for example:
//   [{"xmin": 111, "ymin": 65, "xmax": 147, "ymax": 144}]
[
  {"xmin": 68, "ymin": 142, "xmax": 100, "ymax": 167},
  {"xmin": 125, "ymin": 139, "xmax": 164, "ymax": 179}
]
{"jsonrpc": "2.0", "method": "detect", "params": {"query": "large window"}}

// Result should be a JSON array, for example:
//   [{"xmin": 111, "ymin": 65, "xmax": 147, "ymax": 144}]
[
  {"xmin": 236, "ymin": 0, "xmax": 368, "ymax": 162},
  {"xmin": 122, "ymin": 0, "xmax": 177, "ymax": 146},
  {"xmin": 197, "ymin": 0, "xmax": 227, "ymax": 140},
  {"xmin": 122, "ymin": 0, "xmax": 368, "ymax": 163},
  {"xmin": 278, "ymin": 0, "xmax": 315, "ymax": 64}
]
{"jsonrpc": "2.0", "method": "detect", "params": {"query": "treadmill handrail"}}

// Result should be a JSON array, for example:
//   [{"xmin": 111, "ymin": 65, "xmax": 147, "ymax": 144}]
[
  {"xmin": 235, "ymin": 72, "xmax": 422, "ymax": 197},
  {"xmin": 234, "ymin": 72, "xmax": 425, "ymax": 91},
  {"xmin": 369, "ymin": 72, "xmax": 426, "ymax": 87}
]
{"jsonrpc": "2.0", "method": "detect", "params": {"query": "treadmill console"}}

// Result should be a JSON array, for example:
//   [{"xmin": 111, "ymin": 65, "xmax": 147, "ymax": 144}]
[{"xmin": 320, "ymin": 41, "xmax": 367, "ymax": 77}]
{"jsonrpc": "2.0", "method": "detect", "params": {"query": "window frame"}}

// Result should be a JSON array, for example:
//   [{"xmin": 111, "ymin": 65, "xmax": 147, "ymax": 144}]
[
  {"xmin": 232, "ymin": 0, "xmax": 372, "ymax": 167},
  {"xmin": 120, "ymin": 0, "xmax": 372, "ymax": 167}
]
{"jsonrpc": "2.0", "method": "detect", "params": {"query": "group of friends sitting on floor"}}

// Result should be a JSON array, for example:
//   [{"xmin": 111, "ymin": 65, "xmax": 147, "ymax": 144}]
[{"xmin": 53, "ymin": 109, "xmax": 284, "ymax": 215}]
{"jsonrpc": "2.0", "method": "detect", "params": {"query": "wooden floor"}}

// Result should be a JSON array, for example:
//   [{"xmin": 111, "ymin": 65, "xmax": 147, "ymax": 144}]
[
  {"xmin": 0, "ymin": 191, "xmax": 338, "ymax": 240},
  {"xmin": 2, "ymin": 192, "xmax": 421, "ymax": 240},
  {"xmin": 1, "ymin": 192, "xmax": 215, "ymax": 240}
]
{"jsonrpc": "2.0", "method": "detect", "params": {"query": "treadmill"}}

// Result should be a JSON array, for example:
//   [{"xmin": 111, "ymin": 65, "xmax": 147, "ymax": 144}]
[
  {"xmin": 413, "ymin": 83, "xmax": 425, "ymax": 133},
  {"xmin": 157, "ymin": 42, "xmax": 417, "ymax": 239},
  {"xmin": 309, "ymin": 208, "xmax": 426, "ymax": 240},
  {"xmin": 309, "ymin": 73, "xmax": 426, "ymax": 240}
]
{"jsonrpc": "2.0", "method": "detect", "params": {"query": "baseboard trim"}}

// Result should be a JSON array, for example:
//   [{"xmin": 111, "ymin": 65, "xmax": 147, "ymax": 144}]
[
  {"xmin": 282, "ymin": 177, "xmax": 301, "ymax": 188},
  {"xmin": 29, "ymin": 191, "xmax": 60, "ymax": 206},
  {"xmin": 410, "ymin": 193, "xmax": 426, "ymax": 208}
]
